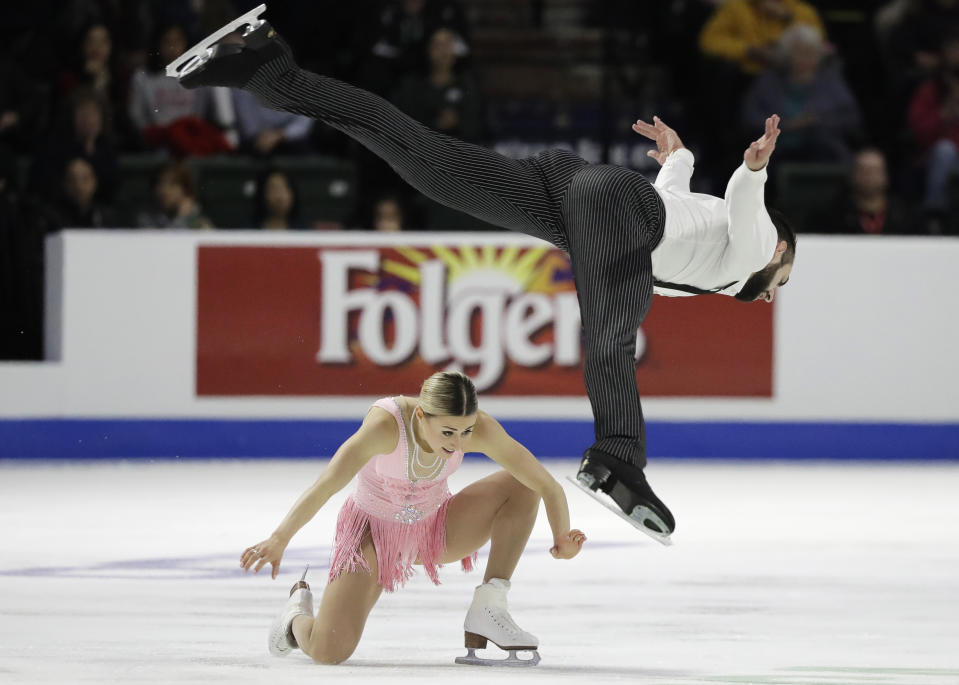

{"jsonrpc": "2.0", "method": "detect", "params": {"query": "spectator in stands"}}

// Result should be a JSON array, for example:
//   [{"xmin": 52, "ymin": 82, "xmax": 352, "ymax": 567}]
[
  {"xmin": 0, "ymin": 57, "xmax": 47, "ymax": 155},
  {"xmin": 742, "ymin": 25, "xmax": 862, "ymax": 163},
  {"xmin": 54, "ymin": 0, "xmax": 234, "ymax": 67},
  {"xmin": 137, "ymin": 161, "xmax": 213, "ymax": 229},
  {"xmin": 876, "ymin": 0, "xmax": 922, "ymax": 68},
  {"xmin": 232, "ymin": 89, "xmax": 313, "ymax": 155},
  {"xmin": 699, "ymin": 0, "xmax": 825, "ymax": 76},
  {"xmin": 55, "ymin": 22, "xmax": 132, "ymax": 142},
  {"xmin": 879, "ymin": 1, "xmax": 959, "ymax": 149},
  {"xmin": 372, "ymin": 194, "xmax": 407, "ymax": 232},
  {"xmin": 53, "ymin": 0, "xmax": 153, "ymax": 66},
  {"xmin": 392, "ymin": 27, "xmax": 483, "ymax": 141},
  {"xmin": 884, "ymin": 0, "xmax": 959, "ymax": 82},
  {"xmin": 696, "ymin": 0, "xmax": 826, "ymax": 185},
  {"xmin": 57, "ymin": 22, "xmax": 115, "ymax": 98},
  {"xmin": 875, "ymin": 0, "xmax": 916, "ymax": 48},
  {"xmin": 359, "ymin": 0, "xmax": 470, "ymax": 95},
  {"xmin": 154, "ymin": 0, "xmax": 241, "ymax": 46},
  {"xmin": 808, "ymin": 148, "xmax": 919, "ymax": 234},
  {"xmin": 54, "ymin": 158, "xmax": 117, "ymax": 228},
  {"xmin": 30, "ymin": 88, "xmax": 119, "ymax": 204},
  {"xmin": 127, "ymin": 23, "xmax": 236, "ymax": 155},
  {"xmin": 252, "ymin": 169, "xmax": 303, "ymax": 230},
  {"xmin": 908, "ymin": 32, "xmax": 959, "ymax": 230}
]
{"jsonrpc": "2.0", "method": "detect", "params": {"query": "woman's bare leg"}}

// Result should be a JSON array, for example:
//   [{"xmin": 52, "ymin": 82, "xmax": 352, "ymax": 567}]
[
  {"xmin": 442, "ymin": 470, "xmax": 541, "ymax": 581},
  {"xmin": 291, "ymin": 536, "xmax": 383, "ymax": 665},
  {"xmin": 288, "ymin": 472, "xmax": 537, "ymax": 663}
]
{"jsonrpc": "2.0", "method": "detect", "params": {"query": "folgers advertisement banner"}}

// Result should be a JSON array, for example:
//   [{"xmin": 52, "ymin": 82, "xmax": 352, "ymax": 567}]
[{"xmin": 196, "ymin": 242, "xmax": 773, "ymax": 397}]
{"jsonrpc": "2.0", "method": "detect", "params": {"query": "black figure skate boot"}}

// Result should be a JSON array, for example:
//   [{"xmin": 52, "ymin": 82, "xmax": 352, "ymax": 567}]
[
  {"xmin": 573, "ymin": 448, "xmax": 675, "ymax": 545},
  {"xmin": 166, "ymin": 4, "xmax": 294, "ymax": 90}
]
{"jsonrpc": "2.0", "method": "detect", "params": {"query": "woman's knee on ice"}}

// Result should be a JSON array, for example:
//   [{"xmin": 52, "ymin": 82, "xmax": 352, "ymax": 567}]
[
  {"xmin": 309, "ymin": 647, "xmax": 353, "ymax": 666},
  {"xmin": 304, "ymin": 630, "xmax": 360, "ymax": 665}
]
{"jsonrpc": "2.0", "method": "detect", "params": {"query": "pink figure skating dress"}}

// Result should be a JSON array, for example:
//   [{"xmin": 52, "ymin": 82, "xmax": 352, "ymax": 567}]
[{"xmin": 328, "ymin": 397, "xmax": 475, "ymax": 592}]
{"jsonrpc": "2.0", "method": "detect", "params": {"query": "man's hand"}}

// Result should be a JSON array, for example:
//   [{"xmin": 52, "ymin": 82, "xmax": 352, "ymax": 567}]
[
  {"xmin": 744, "ymin": 114, "xmax": 781, "ymax": 171},
  {"xmin": 632, "ymin": 116, "xmax": 685, "ymax": 166}
]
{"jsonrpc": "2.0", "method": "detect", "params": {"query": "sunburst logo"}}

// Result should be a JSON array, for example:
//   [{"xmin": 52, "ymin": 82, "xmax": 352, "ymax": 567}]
[
  {"xmin": 318, "ymin": 244, "xmax": 582, "ymax": 391},
  {"xmin": 378, "ymin": 245, "xmax": 564, "ymax": 299}
]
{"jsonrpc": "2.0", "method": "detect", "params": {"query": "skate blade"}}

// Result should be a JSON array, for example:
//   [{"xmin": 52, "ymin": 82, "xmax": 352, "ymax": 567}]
[
  {"xmin": 288, "ymin": 564, "xmax": 311, "ymax": 595},
  {"xmin": 455, "ymin": 648, "xmax": 540, "ymax": 667},
  {"xmin": 566, "ymin": 475, "xmax": 673, "ymax": 546},
  {"xmin": 166, "ymin": 3, "xmax": 267, "ymax": 78}
]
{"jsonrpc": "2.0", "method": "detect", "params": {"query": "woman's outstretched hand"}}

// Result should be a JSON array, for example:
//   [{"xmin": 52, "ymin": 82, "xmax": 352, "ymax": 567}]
[
  {"xmin": 632, "ymin": 116, "xmax": 685, "ymax": 165},
  {"xmin": 550, "ymin": 529, "xmax": 587, "ymax": 559},
  {"xmin": 241, "ymin": 534, "xmax": 288, "ymax": 579}
]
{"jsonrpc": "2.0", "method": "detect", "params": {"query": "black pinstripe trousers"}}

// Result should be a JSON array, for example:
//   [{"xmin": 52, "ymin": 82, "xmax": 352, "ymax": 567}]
[{"xmin": 247, "ymin": 65, "xmax": 665, "ymax": 467}]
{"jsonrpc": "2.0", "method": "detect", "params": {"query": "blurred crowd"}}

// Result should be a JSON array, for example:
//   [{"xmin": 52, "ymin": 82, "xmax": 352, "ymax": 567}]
[
  {"xmin": 2, "ymin": 0, "xmax": 959, "ymax": 358},
  {"xmin": 0, "ymin": 0, "xmax": 481, "ymax": 234},
  {"xmin": 693, "ymin": 0, "xmax": 959, "ymax": 235}
]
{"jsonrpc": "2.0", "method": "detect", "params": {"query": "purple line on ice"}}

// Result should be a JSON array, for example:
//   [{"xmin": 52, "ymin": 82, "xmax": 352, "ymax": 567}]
[
  {"xmin": 0, "ymin": 541, "xmax": 639, "ymax": 579},
  {"xmin": 0, "ymin": 549, "xmax": 330, "ymax": 580}
]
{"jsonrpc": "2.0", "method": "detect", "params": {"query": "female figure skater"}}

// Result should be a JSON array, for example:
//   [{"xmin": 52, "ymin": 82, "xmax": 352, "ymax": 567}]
[{"xmin": 241, "ymin": 371, "xmax": 586, "ymax": 666}]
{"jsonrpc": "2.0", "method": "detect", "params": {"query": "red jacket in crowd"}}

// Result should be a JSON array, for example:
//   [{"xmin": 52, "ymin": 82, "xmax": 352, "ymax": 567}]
[{"xmin": 908, "ymin": 79, "xmax": 959, "ymax": 154}]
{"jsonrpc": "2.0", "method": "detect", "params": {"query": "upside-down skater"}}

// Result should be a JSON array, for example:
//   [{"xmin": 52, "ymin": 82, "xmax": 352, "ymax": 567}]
[
  {"xmin": 240, "ymin": 371, "xmax": 585, "ymax": 665},
  {"xmin": 171, "ymin": 4, "xmax": 796, "ymax": 544}
]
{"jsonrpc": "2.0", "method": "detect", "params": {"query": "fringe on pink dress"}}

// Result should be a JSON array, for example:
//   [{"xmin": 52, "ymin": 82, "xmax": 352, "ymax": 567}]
[{"xmin": 328, "ymin": 397, "xmax": 477, "ymax": 592}]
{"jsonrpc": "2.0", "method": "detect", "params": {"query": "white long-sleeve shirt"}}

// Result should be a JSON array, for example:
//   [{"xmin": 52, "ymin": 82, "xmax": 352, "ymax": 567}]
[{"xmin": 651, "ymin": 148, "xmax": 778, "ymax": 297}]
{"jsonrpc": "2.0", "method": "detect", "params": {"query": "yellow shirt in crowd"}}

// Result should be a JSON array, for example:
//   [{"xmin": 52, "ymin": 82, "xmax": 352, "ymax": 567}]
[{"xmin": 699, "ymin": 0, "xmax": 826, "ymax": 74}]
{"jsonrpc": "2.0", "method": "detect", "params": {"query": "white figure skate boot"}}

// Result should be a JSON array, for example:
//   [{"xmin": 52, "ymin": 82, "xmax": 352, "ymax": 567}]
[
  {"xmin": 455, "ymin": 578, "xmax": 540, "ymax": 667},
  {"xmin": 268, "ymin": 566, "xmax": 313, "ymax": 657}
]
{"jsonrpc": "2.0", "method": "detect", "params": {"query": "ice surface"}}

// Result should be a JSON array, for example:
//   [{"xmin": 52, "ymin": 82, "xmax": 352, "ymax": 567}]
[{"xmin": 1, "ymin": 458, "xmax": 957, "ymax": 684}]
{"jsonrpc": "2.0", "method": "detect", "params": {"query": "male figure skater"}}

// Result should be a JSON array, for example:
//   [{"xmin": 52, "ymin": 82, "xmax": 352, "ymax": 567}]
[{"xmin": 168, "ymin": 6, "xmax": 795, "ymax": 543}]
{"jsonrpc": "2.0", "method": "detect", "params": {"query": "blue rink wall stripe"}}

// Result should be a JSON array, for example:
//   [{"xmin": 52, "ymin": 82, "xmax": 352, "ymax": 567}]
[{"xmin": 0, "ymin": 419, "xmax": 957, "ymax": 460}]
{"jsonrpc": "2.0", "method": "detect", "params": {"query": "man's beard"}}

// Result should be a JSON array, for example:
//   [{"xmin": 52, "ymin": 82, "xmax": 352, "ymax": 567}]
[{"xmin": 734, "ymin": 261, "xmax": 781, "ymax": 302}]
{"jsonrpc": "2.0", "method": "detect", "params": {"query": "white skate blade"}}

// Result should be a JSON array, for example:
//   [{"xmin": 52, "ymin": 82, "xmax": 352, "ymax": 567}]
[
  {"xmin": 455, "ymin": 648, "xmax": 540, "ymax": 667},
  {"xmin": 566, "ymin": 475, "xmax": 673, "ymax": 546},
  {"xmin": 166, "ymin": 3, "xmax": 267, "ymax": 78}
]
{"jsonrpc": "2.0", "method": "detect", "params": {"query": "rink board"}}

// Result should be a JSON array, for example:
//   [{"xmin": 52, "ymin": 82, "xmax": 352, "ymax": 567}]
[{"xmin": 1, "ymin": 232, "xmax": 958, "ymax": 460}]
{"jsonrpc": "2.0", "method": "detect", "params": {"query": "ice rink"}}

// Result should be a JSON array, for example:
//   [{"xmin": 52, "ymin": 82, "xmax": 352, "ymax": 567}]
[{"xmin": 2, "ymin": 458, "xmax": 957, "ymax": 684}]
